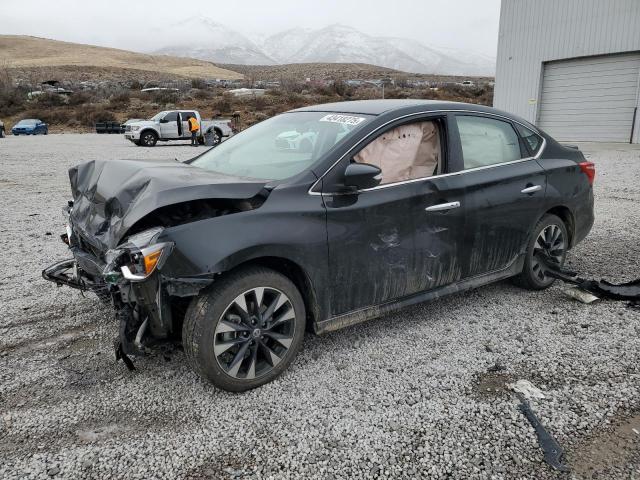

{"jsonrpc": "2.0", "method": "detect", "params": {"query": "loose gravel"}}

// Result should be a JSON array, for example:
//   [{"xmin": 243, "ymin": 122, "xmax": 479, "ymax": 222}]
[{"xmin": 1, "ymin": 134, "xmax": 639, "ymax": 479}]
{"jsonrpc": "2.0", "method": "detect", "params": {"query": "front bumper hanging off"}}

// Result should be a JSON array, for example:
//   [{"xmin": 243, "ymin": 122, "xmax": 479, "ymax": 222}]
[{"xmin": 42, "ymin": 258, "xmax": 109, "ymax": 299}]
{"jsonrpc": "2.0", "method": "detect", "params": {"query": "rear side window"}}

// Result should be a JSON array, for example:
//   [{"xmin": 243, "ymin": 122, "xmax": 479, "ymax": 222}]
[
  {"xmin": 515, "ymin": 123, "xmax": 544, "ymax": 156},
  {"xmin": 181, "ymin": 111, "xmax": 197, "ymax": 121},
  {"xmin": 455, "ymin": 115, "xmax": 522, "ymax": 169}
]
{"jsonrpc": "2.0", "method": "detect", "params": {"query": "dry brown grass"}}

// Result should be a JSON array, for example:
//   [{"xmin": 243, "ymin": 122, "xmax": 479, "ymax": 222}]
[{"xmin": 0, "ymin": 35, "xmax": 243, "ymax": 80}]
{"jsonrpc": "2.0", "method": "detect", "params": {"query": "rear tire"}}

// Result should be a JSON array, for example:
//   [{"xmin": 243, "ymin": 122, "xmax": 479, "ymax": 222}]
[
  {"xmin": 513, "ymin": 213, "xmax": 568, "ymax": 290},
  {"xmin": 182, "ymin": 266, "xmax": 306, "ymax": 392}
]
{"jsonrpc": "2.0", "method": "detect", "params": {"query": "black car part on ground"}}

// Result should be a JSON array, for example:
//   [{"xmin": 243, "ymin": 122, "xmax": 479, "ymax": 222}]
[
  {"xmin": 541, "ymin": 257, "xmax": 640, "ymax": 304},
  {"xmin": 516, "ymin": 394, "xmax": 570, "ymax": 472}
]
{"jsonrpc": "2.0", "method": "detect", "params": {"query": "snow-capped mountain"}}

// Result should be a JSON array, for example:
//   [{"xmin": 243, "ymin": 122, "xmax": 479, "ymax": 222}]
[
  {"xmin": 153, "ymin": 17, "xmax": 276, "ymax": 65},
  {"xmin": 153, "ymin": 19, "xmax": 495, "ymax": 76}
]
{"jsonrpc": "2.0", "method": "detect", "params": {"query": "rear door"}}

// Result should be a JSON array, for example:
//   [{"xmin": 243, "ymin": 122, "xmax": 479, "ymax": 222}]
[
  {"xmin": 181, "ymin": 111, "xmax": 197, "ymax": 138},
  {"xmin": 451, "ymin": 114, "xmax": 547, "ymax": 277}
]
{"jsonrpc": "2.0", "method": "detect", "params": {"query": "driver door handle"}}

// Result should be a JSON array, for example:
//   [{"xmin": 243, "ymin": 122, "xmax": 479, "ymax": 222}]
[
  {"xmin": 521, "ymin": 185, "xmax": 542, "ymax": 194},
  {"xmin": 425, "ymin": 201, "xmax": 461, "ymax": 212}
]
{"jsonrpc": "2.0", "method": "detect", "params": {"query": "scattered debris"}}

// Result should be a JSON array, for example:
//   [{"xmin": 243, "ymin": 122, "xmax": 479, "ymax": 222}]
[
  {"xmin": 516, "ymin": 394, "xmax": 570, "ymax": 472},
  {"xmin": 543, "ymin": 259, "xmax": 640, "ymax": 303},
  {"xmin": 114, "ymin": 340, "xmax": 135, "ymax": 371},
  {"xmin": 507, "ymin": 379, "xmax": 545, "ymax": 400},
  {"xmin": 562, "ymin": 286, "xmax": 600, "ymax": 304}
]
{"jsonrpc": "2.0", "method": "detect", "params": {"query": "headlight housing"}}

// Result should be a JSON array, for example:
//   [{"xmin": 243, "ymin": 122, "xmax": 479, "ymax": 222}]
[
  {"xmin": 131, "ymin": 126, "xmax": 141, "ymax": 131},
  {"xmin": 103, "ymin": 227, "xmax": 174, "ymax": 282}
]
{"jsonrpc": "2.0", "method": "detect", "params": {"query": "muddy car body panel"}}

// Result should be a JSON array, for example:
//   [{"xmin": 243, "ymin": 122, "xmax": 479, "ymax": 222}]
[{"xmin": 43, "ymin": 100, "xmax": 595, "ymax": 390}]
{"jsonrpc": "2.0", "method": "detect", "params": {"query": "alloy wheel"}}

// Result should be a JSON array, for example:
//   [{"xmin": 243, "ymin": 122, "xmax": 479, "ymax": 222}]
[
  {"xmin": 531, "ymin": 224, "xmax": 565, "ymax": 281},
  {"xmin": 142, "ymin": 133, "xmax": 156, "ymax": 146},
  {"xmin": 213, "ymin": 287, "xmax": 296, "ymax": 380}
]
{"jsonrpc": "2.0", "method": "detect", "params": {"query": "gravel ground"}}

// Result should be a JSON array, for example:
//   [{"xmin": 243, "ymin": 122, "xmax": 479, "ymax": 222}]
[{"xmin": 1, "ymin": 134, "xmax": 639, "ymax": 479}]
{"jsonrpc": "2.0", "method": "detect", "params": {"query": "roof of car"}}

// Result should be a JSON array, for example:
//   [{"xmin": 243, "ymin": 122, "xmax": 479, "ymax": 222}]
[{"xmin": 291, "ymin": 99, "xmax": 500, "ymax": 116}]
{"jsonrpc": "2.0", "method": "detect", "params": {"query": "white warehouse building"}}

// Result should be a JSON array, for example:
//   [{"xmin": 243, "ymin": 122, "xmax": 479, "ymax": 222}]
[{"xmin": 493, "ymin": 0, "xmax": 640, "ymax": 143}]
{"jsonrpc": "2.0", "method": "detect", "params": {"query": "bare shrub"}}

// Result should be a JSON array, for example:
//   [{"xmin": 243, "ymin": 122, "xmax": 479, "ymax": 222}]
[
  {"xmin": 67, "ymin": 91, "xmax": 94, "ymax": 106},
  {"xmin": 191, "ymin": 78, "xmax": 207, "ymax": 89},
  {"xmin": 34, "ymin": 93, "xmax": 66, "ymax": 107},
  {"xmin": 149, "ymin": 90, "xmax": 179, "ymax": 105},
  {"xmin": 109, "ymin": 91, "xmax": 131, "ymax": 108}
]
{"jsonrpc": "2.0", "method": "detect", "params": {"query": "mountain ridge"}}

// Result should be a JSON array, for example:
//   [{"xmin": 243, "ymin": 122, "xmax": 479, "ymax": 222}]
[{"xmin": 153, "ymin": 18, "xmax": 495, "ymax": 76}]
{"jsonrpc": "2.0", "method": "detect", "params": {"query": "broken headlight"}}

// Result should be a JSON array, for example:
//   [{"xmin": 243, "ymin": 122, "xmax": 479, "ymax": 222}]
[{"xmin": 103, "ymin": 227, "xmax": 174, "ymax": 283}]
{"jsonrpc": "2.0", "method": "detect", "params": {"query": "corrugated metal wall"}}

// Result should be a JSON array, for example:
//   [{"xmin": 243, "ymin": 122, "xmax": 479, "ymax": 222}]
[{"xmin": 493, "ymin": 0, "xmax": 640, "ymax": 142}]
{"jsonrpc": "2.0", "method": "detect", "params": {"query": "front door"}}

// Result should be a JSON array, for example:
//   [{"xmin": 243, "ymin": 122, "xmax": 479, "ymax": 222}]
[
  {"xmin": 323, "ymin": 116, "xmax": 456, "ymax": 315},
  {"xmin": 160, "ymin": 111, "xmax": 180, "ymax": 139}
]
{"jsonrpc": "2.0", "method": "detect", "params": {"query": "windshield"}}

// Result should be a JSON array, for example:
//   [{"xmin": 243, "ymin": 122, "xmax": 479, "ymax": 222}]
[
  {"xmin": 191, "ymin": 111, "xmax": 373, "ymax": 181},
  {"xmin": 17, "ymin": 119, "xmax": 38, "ymax": 126},
  {"xmin": 150, "ymin": 112, "xmax": 167, "ymax": 121}
]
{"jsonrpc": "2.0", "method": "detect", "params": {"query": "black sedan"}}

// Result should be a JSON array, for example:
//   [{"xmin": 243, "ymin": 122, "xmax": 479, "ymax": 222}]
[{"xmin": 43, "ymin": 100, "xmax": 595, "ymax": 391}]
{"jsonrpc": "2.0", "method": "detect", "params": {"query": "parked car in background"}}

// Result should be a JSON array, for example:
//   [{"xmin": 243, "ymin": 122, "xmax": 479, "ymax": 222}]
[
  {"xmin": 43, "ymin": 100, "xmax": 595, "ymax": 392},
  {"xmin": 124, "ymin": 110, "xmax": 234, "ymax": 147},
  {"xmin": 12, "ymin": 119, "xmax": 48, "ymax": 135}
]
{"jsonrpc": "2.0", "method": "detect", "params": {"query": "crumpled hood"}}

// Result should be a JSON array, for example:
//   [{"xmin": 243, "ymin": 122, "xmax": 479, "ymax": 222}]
[{"xmin": 68, "ymin": 158, "xmax": 266, "ymax": 251}]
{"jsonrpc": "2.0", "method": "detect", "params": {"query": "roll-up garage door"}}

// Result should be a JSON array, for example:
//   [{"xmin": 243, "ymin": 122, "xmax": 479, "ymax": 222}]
[{"xmin": 537, "ymin": 52, "xmax": 640, "ymax": 142}]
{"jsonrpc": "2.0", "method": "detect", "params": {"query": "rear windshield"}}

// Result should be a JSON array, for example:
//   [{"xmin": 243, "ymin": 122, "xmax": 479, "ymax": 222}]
[{"xmin": 191, "ymin": 111, "xmax": 373, "ymax": 181}]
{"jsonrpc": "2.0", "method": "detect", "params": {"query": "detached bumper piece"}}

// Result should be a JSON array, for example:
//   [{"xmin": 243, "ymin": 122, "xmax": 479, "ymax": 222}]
[
  {"xmin": 542, "ymin": 259, "xmax": 640, "ymax": 306},
  {"xmin": 42, "ymin": 258, "xmax": 109, "ymax": 302}
]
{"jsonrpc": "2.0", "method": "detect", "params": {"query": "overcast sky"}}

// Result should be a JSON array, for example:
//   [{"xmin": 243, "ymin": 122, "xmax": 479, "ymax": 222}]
[{"xmin": 0, "ymin": 0, "xmax": 501, "ymax": 57}]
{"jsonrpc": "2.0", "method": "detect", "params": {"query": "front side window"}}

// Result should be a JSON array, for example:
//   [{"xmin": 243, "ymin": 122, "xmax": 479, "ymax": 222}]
[
  {"xmin": 515, "ymin": 123, "xmax": 544, "ymax": 156},
  {"xmin": 191, "ymin": 112, "xmax": 373, "ymax": 181},
  {"xmin": 354, "ymin": 120, "xmax": 441, "ymax": 184},
  {"xmin": 456, "ymin": 115, "xmax": 521, "ymax": 169},
  {"xmin": 163, "ymin": 112, "xmax": 179, "ymax": 122}
]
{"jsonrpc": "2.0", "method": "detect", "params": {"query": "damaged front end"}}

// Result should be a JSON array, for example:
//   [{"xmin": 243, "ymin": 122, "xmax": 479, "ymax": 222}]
[
  {"xmin": 43, "ymin": 158, "xmax": 269, "ymax": 367},
  {"xmin": 43, "ymin": 218, "xmax": 213, "ymax": 365}
]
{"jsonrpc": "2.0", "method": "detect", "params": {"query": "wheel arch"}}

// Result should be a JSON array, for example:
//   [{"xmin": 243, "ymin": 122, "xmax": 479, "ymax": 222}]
[
  {"xmin": 139, "ymin": 128, "xmax": 159, "ymax": 139},
  {"xmin": 544, "ymin": 205, "xmax": 575, "ymax": 247},
  {"xmin": 222, "ymin": 256, "xmax": 320, "ymax": 332}
]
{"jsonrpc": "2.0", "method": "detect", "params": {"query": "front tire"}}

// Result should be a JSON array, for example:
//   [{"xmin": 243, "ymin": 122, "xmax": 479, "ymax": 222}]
[
  {"xmin": 182, "ymin": 266, "xmax": 306, "ymax": 392},
  {"xmin": 140, "ymin": 131, "xmax": 158, "ymax": 147},
  {"xmin": 513, "ymin": 213, "xmax": 568, "ymax": 290}
]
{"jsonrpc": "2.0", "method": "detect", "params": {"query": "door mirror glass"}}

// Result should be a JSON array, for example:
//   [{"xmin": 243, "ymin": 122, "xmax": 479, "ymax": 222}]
[
  {"xmin": 343, "ymin": 162, "xmax": 382, "ymax": 190},
  {"xmin": 159, "ymin": 118, "xmax": 168, "ymax": 123}
]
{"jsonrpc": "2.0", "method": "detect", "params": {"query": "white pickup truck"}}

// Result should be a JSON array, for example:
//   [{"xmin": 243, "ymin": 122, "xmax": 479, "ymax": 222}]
[{"xmin": 124, "ymin": 110, "xmax": 234, "ymax": 147}]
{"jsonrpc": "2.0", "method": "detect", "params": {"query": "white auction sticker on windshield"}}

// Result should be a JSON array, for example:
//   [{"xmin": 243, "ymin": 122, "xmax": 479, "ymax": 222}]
[{"xmin": 319, "ymin": 114, "xmax": 366, "ymax": 126}]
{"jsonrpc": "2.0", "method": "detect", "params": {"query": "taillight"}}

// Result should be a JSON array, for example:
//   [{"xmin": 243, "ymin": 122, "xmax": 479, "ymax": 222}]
[{"xmin": 579, "ymin": 161, "xmax": 595, "ymax": 186}]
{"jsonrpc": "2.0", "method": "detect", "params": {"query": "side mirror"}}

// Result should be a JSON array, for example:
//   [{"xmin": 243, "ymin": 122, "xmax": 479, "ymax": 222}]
[
  {"xmin": 159, "ymin": 118, "xmax": 168, "ymax": 124},
  {"xmin": 343, "ymin": 162, "xmax": 382, "ymax": 191}
]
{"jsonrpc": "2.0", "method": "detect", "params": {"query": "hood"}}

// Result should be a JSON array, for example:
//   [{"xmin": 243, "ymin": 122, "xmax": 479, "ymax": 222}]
[
  {"xmin": 128, "ymin": 120, "xmax": 158, "ymax": 128},
  {"xmin": 69, "ymin": 158, "xmax": 267, "ymax": 251}
]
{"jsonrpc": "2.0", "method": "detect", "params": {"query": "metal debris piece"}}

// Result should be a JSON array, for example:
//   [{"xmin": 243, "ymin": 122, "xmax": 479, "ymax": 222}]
[
  {"xmin": 562, "ymin": 286, "xmax": 600, "ymax": 304},
  {"xmin": 516, "ymin": 393, "xmax": 570, "ymax": 472},
  {"xmin": 114, "ymin": 340, "xmax": 135, "ymax": 371}
]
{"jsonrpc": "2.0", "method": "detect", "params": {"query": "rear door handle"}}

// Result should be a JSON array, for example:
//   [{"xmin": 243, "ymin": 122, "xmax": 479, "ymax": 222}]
[
  {"xmin": 425, "ymin": 201, "xmax": 461, "ymax": 212},
  {"xmin": 521, "ymin": 185, "xmax": 542, "ymax": 194}
]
